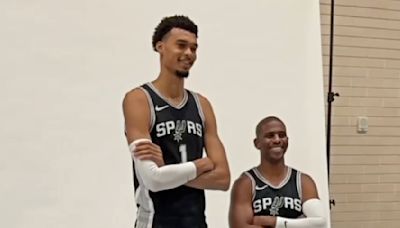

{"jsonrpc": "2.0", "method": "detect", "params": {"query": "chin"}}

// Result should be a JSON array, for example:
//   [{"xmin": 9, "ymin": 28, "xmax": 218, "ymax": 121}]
[
  {"xmin": 175, "ymin": 70, "xmax": 190, "ymax": 78},
  {"xmin": 269, "ymin": 153, "xmax": 285, "ymax": 162}
]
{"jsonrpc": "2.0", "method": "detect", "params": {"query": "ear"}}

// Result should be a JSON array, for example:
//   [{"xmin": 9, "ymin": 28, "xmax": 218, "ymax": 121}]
[
  {"xmin": 253, "ymin": 138, "xmax": 259, "ymax": 149},
  {"xmin": 155, "ymin": 41, "xmax": 163, "ymax": 53}
]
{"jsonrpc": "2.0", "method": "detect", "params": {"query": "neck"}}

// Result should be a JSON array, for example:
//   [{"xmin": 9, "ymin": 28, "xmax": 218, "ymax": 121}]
[
  {"xmin": 152, "ymin": 70, "xmax": 185, "ymax": 104},
  {"xmin": 257, "ymin": 160, "xmax": 287, "ymax": 184}
]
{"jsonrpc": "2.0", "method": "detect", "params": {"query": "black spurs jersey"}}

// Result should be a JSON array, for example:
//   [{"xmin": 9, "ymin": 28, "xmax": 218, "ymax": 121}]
[
  {"xmin": 245, "ymin": 167, "xmax": 303, "ymax": 218},
  {"xmin": 134, "ymin": 82, "xmax": 206, "ymax": 228}
]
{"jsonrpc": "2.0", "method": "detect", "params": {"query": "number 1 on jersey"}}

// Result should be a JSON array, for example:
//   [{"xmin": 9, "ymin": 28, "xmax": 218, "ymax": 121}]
[{"xmin": 179, "ymin": 144, "xmax": 187, "ymax": 163}]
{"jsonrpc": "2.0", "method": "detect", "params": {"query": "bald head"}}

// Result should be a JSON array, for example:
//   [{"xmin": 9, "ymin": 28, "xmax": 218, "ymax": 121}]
[{"xmin": 255, "ymin": 116, "xmax": 286, "ymax": 137}]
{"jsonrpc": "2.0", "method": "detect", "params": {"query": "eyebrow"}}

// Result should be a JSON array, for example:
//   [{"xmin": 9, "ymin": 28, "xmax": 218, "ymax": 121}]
[
  {"xmin": 265, "ymin": 131, "xmax": 286, "ymax": 135},
  {"xmin": 176, "ymin": 39, "xmax": 198, "ymax": 47}
]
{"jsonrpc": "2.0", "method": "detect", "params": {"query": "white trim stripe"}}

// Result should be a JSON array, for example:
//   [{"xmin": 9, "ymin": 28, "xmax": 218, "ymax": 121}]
[
  {"xmin": 147, "ymin": 82, "xmax": 188, "ymax": 109},
  {"xmin": 297, "ymin": 170, "xmax": 303, "ymax": 202},
  {"xmin": 253, "ymin": 167, "xmax": 292, "ymax": 189},
  {"xmin": 190, "ymin": 91, "xmax": 206, "ymax": 127},
  {"xmin": 139, "ymin": 87, "xmax": 155, "ymax": 131},
  {"xmin": 134, "ymin": 156, "xmax": 154, "ymax": 227},
  {"xmin": 244, "ymin": 171, "xmax": 256, "ymax": 201}
]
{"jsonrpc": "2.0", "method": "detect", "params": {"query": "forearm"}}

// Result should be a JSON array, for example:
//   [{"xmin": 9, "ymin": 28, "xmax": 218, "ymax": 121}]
[
  {"xmin": 231, "ymin": 216, "xmax": 267, "ymax": 228},
  {"xmin": 134, "ymin": 158, "xmax": 196, "ymax": 192},
  {"xmin": 131, "ymin": 139, "xmax": 197, "ymax": 192},
  {"xmin": 230, "ymin": 215, "xmax": 265, "ymax": 228},
  {"xmin": 186, "ymin": 167, "xmax": 230, "ymax": 190},
  {"xmin": 231, "ymin": 224, "xmax": 264, "ymax": 228},
  {"xmin": 275, "ymin": 217, "xmax": 326, "ymax": 228},
  {"xmin": 273, "ymin": 199, "xmax": 327, "ymax": 228}
]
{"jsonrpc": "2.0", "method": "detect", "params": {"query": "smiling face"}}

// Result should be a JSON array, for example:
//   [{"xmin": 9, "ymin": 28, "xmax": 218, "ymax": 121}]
[
  {"xmin": 155, "ymin": 28, "xmax": 198, "ymax": 78},
  {"xmin": 254, "ymin": 119, "xmax": 289, "ymax": 164}
]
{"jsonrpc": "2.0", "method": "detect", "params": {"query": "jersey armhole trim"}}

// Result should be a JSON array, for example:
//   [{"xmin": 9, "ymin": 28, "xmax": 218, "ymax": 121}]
[
  {"xmin": 244, "ymin": 171, "xmax": 256, "ymax": 201},
  {"xmin": 139, "ymin": 86, "xmax": 155, "ymax": 131},
  {"xmin": 297, "ymin": 170, "xmax": 303, "ymax": 202},
  {"xmin": 191, "ymin": 91, "xmax": 206, "ymax": 127}
]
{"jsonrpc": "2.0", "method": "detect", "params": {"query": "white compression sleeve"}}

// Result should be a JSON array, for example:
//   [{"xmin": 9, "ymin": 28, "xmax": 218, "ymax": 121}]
[
  {"xmin": 275, "ymin": 198, "xmax": 327, "ymax": 228},
  {"xmin": 130, "ymin": 139, "xmax": 197, "ymax": 192}
]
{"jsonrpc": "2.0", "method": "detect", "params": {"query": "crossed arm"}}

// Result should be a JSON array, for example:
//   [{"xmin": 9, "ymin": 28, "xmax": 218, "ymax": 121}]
[
  {"xmin": 123, "ymin": 88, "xmax": 230, "ymax": 192},
  {"xmin": 229, "ymin": 173, "xmax": 327, "ymax": 228},
  {"xmin": 185, "ymin": 94, "xmax": 230, "ymax": 191},
  {"xmin": 229, "ymin": 174, "xmax": 265, "ymax": 228}
]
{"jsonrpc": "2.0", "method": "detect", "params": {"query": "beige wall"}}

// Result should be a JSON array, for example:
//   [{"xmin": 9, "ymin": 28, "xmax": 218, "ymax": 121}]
[{"xmin": 320, "ymin": 0, "xmax": 400, "ymax": 227}]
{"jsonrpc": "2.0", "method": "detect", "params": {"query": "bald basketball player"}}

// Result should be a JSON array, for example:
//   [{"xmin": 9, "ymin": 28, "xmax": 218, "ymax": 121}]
[{"xmin": 229, "ymin": 116, "xmax": 326, "ymax": 228}]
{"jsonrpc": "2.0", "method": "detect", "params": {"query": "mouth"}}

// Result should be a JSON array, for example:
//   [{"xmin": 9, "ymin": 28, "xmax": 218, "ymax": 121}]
[
  {"xmin": 270, "ymin": 146, "xmax": 284, "ymax": 153},
  {"xmin": 179, "ymin": 59, "xmax": 193, "ymax": 68}
]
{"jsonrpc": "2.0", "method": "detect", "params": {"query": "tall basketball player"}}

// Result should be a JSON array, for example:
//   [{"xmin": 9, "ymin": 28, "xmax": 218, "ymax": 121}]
[
  {"xmin": 123, "ymin": 15, "xmax": 230, "ymax": 228},
  {"xmin": 229, "ymin": 116, "xmax": 326, "ymax": 228}
]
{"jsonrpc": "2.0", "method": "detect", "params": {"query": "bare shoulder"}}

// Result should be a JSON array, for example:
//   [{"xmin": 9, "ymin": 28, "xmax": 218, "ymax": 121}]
[
  {"xmin": 123, "ymin": 87, "xmax": 151, "ymax": 141},
  {"xmin": 232, "ymin": 173, "xmax": 252, "ymax": 194},
  {"xmin": 195, "ymin": 92, "xmax": 216, "ymax": 124},
  {"xmin": 195, "ymin": 92, "xmax": 213, "ymax": 111},
  {"xmin": 230, "ymin": 173, "xmax": 254, "ymax": 212},
  {"xmin": 300, "ymin": 171, "xmax": 319, "ymax": 200},
  {"xmin": 301, "ymin": 172, "xmax": 316, "ymax": 187},
  {"xmin": 123, "ymin": 87, "xmax": 147, "ymax": 107},
  {"xmin": 229, "ymin": 173, "xmax": 257, "ymax": 228}
]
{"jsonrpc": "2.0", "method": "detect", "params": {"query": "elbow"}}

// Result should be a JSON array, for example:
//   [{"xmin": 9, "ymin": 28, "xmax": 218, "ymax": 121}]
[
  {"xmin": 217, "ymin": 171, "xmax": 231, "ymax": 191},
  {"xmin": 220, "ymin": 185, "xmax": 230, "ymax": 192},
  {"xmin": 220, "ymin": 176, "xmax": 231, "ymax": 191}
]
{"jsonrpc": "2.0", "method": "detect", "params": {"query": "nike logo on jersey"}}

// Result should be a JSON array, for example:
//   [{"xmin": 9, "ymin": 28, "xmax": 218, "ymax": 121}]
[
  {"xmin": 255, "ymin": 185, "xmax": 269, "ymax": 190},
  {"xmin": 155, "ymin": 105, "xmax": 169, "ymax": 111}
]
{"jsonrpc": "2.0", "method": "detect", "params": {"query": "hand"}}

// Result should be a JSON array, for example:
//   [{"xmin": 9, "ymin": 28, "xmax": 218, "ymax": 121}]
[
  {"xmin": 133, "ymin": 141, "xmax": 165, "ymax": 167},
  {"xmin": 253, "ymin": 216, "xmax": 276, "ymax": 227}
]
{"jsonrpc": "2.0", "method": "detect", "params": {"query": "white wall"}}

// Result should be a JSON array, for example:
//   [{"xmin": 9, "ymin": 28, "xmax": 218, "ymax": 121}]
[{"xmin": 0, "ymin": 0, "xmax": 330, "ymax": 227}]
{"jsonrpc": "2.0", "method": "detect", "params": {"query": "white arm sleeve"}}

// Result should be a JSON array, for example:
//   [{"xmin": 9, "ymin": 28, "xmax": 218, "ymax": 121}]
[
  {"xmin": 275, "ymin": 198, "xmax": 327, "ymax": 228},
  {"xmin": 130, "ymin": 139, "xmax": 197, "ymax": 192}
]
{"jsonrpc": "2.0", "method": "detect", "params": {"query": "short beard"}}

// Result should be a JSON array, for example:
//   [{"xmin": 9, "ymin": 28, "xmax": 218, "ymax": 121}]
[{"xmin": 175, "ymin": 70, "xmax": 189, "ymax": 78}]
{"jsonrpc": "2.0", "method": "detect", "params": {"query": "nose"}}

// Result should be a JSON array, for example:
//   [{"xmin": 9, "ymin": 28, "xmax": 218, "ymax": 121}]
[
  {"xmin": 272, "ymin": 134, "xmax": 281, "ymax": 143},
  {"xmin": 184, "ymin": 47, "xmax": 195, "ymax": 57},
  {"xmin": 184, "ymin": 49, "xmax": 191, "ymax": 57}
]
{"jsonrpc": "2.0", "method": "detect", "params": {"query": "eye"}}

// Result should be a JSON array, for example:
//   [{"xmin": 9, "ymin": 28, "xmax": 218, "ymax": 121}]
[
  {"xmin": 177, "ymin": 43, "xmax": 186, "ymax": 49},
  {"xmin": 265, "ymin": 133, "xmax": 275, "ymax": 139},
  {"xmin": 278, "ymin": 132, "xmax": 287, "ymax": 138},
  {"xmin": 190, "ymin": 46, "xmax": 197, "ymax": 53},
  {"xmin": 176, "ymin": 41, "xmax": 189, "ymax": 50}
]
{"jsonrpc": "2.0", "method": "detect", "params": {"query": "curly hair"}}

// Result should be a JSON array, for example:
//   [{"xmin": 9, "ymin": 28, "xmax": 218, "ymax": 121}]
[{"xmin": 152, "ymin": 15, "xmax": 198, "ymax": 51}]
